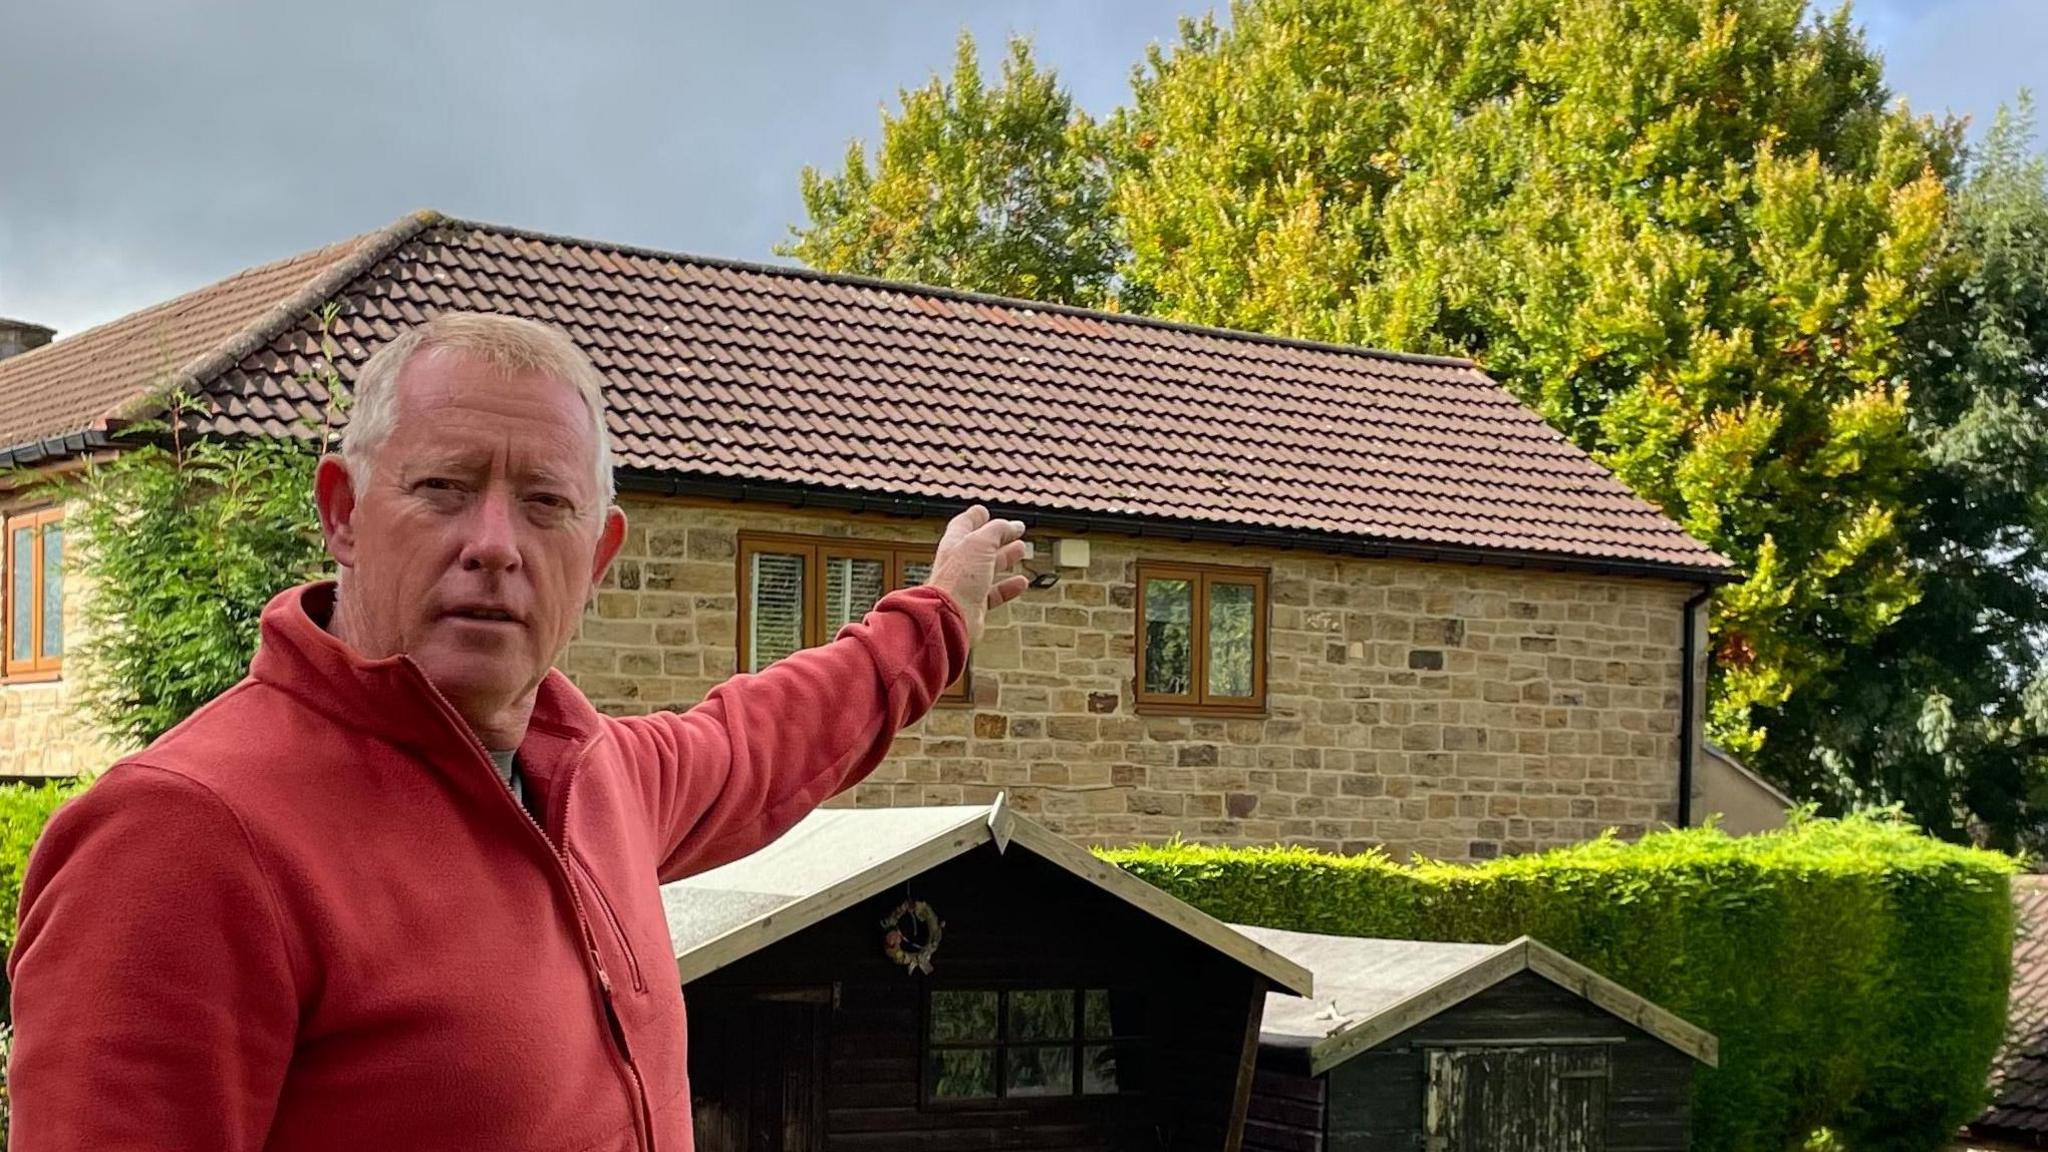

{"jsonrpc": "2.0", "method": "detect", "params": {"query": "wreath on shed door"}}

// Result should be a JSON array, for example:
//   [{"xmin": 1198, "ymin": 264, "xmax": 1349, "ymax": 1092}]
[{"xmin": 881, "ymin": 899, "xmax": 943, "ymax": 975}]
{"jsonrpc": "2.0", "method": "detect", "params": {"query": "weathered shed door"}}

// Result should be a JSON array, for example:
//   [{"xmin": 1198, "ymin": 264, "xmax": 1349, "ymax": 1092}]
[
  {"xmin": 689, "ymin": 992, "xmax": 828, "ymax": 1152},
  {"xmin": 1423, "ymin": 1046, "xmax": 1608, "ymax": 1152}
]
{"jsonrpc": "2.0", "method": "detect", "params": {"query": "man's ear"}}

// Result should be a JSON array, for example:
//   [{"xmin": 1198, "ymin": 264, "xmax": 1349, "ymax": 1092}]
[
  {"xmin": 590, "ymin": 505, "xmax": 628, "ymax": 589},
  {"xmin": 313, "ymin": 456, "xmax": 361, "ymax": 569}
]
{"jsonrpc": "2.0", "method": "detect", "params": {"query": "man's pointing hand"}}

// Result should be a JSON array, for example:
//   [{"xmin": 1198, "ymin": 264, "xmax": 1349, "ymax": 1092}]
[{"xmin": 926, "ymin": 505, "xmax": 1030, "ymax": 647}]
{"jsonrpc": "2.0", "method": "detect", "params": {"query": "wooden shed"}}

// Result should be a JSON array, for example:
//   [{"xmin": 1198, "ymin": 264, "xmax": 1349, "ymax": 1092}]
[
  {"xmin": 1235, "ymin": 927, "xmax": 1717, "ymax": 1152},
  {"xmin": 662, "ymin": 800, "xmax": 1313, "ymax": 1152}
]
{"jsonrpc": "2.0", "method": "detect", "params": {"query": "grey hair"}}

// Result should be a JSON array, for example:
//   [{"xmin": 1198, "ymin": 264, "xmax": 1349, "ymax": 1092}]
[{"xmin": 341, "ymin": 312, "xmax": 616, "ymax": 505}]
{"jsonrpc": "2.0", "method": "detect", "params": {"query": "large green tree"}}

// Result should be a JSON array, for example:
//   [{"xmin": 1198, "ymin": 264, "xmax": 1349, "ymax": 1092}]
[
  {"xmin": 1793, "ymin": 104, "xmax": 2048, "ymax": 844},
  {"xmin": 1114, "ymin": 0, "xmax": 1960, "ymax": 784},
  {"xmin": 780, "ymin": 32, "xmax": 1120, "ymax": 306}
]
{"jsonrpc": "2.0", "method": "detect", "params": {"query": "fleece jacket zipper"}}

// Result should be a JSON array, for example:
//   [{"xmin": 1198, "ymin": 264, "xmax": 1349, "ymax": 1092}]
[{"xmin": 409, "ymin": 660, "xmax": 655, "ymax": 1152}]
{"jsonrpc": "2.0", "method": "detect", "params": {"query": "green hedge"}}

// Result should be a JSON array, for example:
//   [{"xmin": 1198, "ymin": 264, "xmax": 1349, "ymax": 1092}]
[
  {"xmin": 0, "ymin": 780, "xmax": 86, "ymax": 1023},
  {"xmin": 1103, "ymin": 813, "xmax": 2016, "ymax": 1152}
]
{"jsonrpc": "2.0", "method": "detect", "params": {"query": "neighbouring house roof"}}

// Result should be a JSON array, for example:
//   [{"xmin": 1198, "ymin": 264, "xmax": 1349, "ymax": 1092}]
[
  {"xmin": 0, "ymin": 209, "xmax": 1732, "ymax": 579},
  {"xmin": 1974, "ymin": 876, "xmax": 2048, "ymax": 1141},
  {"xmin": 661, "ymin": 797, "xmax": 1313, "ymax": 995},
  {"xmin": 1236, "ymin": 924, "xmax": 1717, "ymax": 1074}
]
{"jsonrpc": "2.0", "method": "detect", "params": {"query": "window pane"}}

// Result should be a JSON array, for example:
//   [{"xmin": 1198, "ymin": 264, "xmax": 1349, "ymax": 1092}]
[
  {"xmin": 10, "ymin": 526, "xmax": 31, "ymax": 663},
  {"xmin": 929, "ymin": 1048, "xmax": 996, "ymax": 1100},
  {"xmin": 904, "ymin": 560, "xmax": 933, "ymax": 586},
  {"xmin": 1008, "ymin": 989, "xmax": 1074, "ymax": 1042},
  {"xmin": 1005, "ymin": 1045, "xmax": 1074, "ymax": 1097},
  {"xmin": 747, "ymin": 551, "xmax": 806, "ymax": 672},
  {"xmin": 824, "ymin": 555, "xmax": 888, "ymax": 634},
  {"xmin": 1084, "ymin": 989, "xmax": 1115, "ymax": 1040},
  {"xmin": 929, "ymin": 990, "xmax": 998, "ymax": 1043},
  {"xmin": 1142, "ymin": 577, "xmax": 1193, "ymax": 695},
  {"xmin": 1083, "ymin": 1045, "xmax": 1125, "ymax": 1094},
  {"xmin": 41, "ymin": 522, "xmax": 62, "ymax": 658},
  {"xmin": 1207, "ymin": 581, "xmax": 1256, "ymax": 698}
]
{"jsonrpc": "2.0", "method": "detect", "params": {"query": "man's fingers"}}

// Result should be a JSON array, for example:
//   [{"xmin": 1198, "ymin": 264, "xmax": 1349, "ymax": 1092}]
[
  {"xmin": 941, "ymin": 504, "xmax": 991, "ymax": 551},
  {"xmin": 986, "ymin": 574, "xmax": 1031, "ymax": 609},
  {"xmin": 993, "ymin": 539, "xmax": 1030, "ymax": 571},
  {"xmin": 969, "ymin": 516, "xmax": 1027, "ymax": 548}
]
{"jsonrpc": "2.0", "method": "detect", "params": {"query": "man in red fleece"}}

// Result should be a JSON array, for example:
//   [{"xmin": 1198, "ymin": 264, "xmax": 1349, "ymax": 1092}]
[{"xmin": 6, "ymin": 312, "xmax": 1027, "ymax": 1151}]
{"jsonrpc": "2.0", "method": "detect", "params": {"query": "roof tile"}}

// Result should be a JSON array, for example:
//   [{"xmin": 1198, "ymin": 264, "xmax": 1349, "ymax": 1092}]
[{"xmin": 1976, "ymin": 876, "xmax": 2048, "ymax": 1139}]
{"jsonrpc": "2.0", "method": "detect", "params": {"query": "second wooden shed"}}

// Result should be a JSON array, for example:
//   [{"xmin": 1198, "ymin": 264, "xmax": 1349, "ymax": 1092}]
[{"xmin": 1236, "ymin": 926, "xmax": 1717, "ymax": 1152}]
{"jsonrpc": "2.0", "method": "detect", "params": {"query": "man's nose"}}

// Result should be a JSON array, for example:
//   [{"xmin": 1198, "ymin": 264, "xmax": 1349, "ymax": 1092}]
[{"xmin": 459, "ymin": 490, "xmax": 522, "ymax": 573}]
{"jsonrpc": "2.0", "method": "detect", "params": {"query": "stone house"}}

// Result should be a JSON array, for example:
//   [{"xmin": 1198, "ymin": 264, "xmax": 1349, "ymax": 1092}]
[{"xmin": 0, "ymin": 210, "xmax": 1785, "ymax": 860}]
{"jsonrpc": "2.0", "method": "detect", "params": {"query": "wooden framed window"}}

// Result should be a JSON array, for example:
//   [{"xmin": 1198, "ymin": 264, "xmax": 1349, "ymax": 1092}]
[
  {"xmin": 3, "ymin": 506, "xmax": 65, "ymax": 680},
  {"xmin": 924, "ymin": 987, "xmax": 1142, "ymax": 1105},
  {"xmin": 737, "ymin": 532, "xmax": 968, "ymax": 701},
  {"xmin": 1134, "ymin": 562, "xmax": 1267, "ymax": 714}
]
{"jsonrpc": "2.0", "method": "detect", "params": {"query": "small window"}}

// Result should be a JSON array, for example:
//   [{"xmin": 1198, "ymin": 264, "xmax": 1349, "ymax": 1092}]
[
  {"xmin": 737, "ymin": 533, "xmax": 968, "ymax": 700},
  {"xmin": 3, "ymin": 507, "xmax": 64, "ymax": 679},
  {"xmin": 1135, "ymin": 562, "xmax": 1266, "ymax": 713},
  {"xmin": 925, "ymin": 987, "xmax": 1141, "ymax": 1104}
]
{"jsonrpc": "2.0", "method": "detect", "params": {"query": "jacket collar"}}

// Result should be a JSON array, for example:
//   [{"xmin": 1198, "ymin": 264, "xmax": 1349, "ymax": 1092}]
[{"xmin": 250, "ymin": 582, "xmax": 605, "ymax": 780}]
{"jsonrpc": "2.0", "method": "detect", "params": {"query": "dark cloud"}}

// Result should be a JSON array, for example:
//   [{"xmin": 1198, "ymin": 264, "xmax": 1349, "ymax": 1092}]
[{"xmin": 2, "ymin": 0, "xmax": 2038, "ymax": 337}]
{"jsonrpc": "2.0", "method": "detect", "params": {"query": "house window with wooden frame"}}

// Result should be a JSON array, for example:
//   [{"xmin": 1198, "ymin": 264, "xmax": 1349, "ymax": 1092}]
[
  {"xmin": 1134, "ymin": 562, "xmax": 1267, "ymax": 714},
  {"xmin": 736, "ymin": 532, "xmax": 968, "ymax": 701},
  {"xmin": 924, "ymin": 987, "xmax": 1142, "ymax": 1104},
  {"xmin": 3, "ymin": 507, "xmax": 66, "ymax": 680}
]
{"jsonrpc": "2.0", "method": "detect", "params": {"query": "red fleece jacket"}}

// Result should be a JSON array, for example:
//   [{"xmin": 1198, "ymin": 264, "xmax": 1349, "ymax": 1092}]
[{"xmin": 7, "ymin": 579, "xmax": 966, "ymax": 1151}]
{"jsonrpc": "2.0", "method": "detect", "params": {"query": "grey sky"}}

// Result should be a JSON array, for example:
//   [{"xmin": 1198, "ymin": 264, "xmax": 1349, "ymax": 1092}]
[{"xmin": 1, "ymin": 0, "xmax": 2040, "ymax": 338}]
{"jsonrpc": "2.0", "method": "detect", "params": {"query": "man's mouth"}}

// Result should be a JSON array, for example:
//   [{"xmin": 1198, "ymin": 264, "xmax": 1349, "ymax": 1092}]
[{"xmin": 446, "ymin": 607, "xmax": 522, "ymax": 624}]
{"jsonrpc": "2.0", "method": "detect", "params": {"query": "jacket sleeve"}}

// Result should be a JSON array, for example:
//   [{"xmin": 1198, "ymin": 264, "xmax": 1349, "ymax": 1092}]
[
  {"xmin": 7, "ymin": 765, "xmax": 300, "ymax": 1152},
  {"xmin": 608, "ymin": 583, "xmax": 969, "ymax": 882}
]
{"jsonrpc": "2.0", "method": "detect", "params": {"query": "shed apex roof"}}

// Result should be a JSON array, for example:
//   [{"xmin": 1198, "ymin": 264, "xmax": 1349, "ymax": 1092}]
[
  {"xmin": 661, "ymin": 798, "xmax": 1312, "ymax": 994},
  {"xmin": 1236, "ymin": 924, "xmax": 1717, "ymax": 1073}
]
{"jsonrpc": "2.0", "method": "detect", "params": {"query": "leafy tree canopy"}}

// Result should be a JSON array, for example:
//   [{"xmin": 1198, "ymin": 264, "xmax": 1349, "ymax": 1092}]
[
  {"xmin": 1115, "ymin": 0, "xmax": 1957, "ymax": 779},
  {"xmin": 780, "ymin": 32, "xmax": 1121, "ymax": 307}
]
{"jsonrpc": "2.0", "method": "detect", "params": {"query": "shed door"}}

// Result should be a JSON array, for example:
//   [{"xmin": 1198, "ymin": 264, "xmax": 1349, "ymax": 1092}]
[
  {"xmin": 1423, "ymin": 1046, "xmax": 1609, "ymax": 1152},
  {"xmin": 689, "ymin": 993, "xmax": 828, "ymax": 1152}
]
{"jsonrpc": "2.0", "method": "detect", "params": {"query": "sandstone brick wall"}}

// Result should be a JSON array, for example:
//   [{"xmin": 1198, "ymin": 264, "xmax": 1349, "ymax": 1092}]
[
  {"xmin": 0, "ymin": 676, "xmax": 120, "ymax": 778},
  {"xmin": 571, "ymin": 495, "xmax": 1693, "ymax": 861}
]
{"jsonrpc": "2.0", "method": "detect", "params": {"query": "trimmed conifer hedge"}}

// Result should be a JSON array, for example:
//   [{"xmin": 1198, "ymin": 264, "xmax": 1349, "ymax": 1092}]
[
  {"xmin": 1102, "ymin": 813, "xmax": 2015, "ymax": 1152},
  {"xmin": 0, "ymin": 780, "xmax": 85, "ymax": 1020}
]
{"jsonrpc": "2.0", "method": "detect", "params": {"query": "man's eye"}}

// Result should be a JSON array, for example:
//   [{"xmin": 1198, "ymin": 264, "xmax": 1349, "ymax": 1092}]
[
  {"xmin": 529, "ymin": 493, "xmax": 571, "ymax": 510},
  {"xmin": 418, "ymin": 478, "xmax": 462, "ymax": 493}
]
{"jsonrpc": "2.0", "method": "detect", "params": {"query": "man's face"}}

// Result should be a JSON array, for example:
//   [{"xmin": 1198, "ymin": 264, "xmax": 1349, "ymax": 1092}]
[{"xmin": 316, "ymin": 348, "xmax": 625, "ymax": 731}]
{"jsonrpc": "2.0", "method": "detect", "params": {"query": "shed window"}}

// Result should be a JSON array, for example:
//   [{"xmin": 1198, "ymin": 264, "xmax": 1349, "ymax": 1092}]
[
  {"xmin": 738, "ymin": 533, "xmax": 967, "ymax": 701},
  {"xmin": 3, "ymin": 507, "xmax": 64, "ymax": 679},
  {"xmin": 925, "ymin": 987, "xmax": 1140, "ymax": 1103},
  {"xmin": 1135, "ymin": 562, "xmax": 1266, "ymax": 713}
]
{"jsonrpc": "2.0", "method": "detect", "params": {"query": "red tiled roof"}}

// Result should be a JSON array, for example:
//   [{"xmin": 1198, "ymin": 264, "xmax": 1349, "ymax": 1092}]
[
  {"xmin": 0, "ymin": 231, "xmax": 384, "ymax": 451},
  {"xmin": 1977, "ymin": 876, "xmax": 2048, "ymax": 1140},
  {"xmin": 0, "ymin": 210, "xmax": 1730, "ymax": 578}
]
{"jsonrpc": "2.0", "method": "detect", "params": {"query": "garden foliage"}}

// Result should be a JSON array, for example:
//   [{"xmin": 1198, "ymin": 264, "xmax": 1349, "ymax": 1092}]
[
  {"xmin": 0, "ymin": 780, "xmax": 84, "ymax": 1013},
  {"xmin": 1104, "ymin": 813, "xmax": 2015, "ymax": 1152},
  {"xmin": 780, "ymin": 33, "xmax": 1121, "ymax": 308},
  {"xmin": 60, "ymin": 434, "xmax": 327, "ymax": 749}
]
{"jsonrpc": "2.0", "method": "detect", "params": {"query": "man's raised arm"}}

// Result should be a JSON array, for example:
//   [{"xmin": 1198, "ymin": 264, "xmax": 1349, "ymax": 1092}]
[{"xmin": 611, "ymin": 506, "xmax": 1029, "ymax": 880}]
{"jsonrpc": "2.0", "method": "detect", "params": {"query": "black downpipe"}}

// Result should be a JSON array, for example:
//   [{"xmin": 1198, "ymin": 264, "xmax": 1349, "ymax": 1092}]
[{"xmin": 1678, "ymin": 587, "xmax": 1713, "ymax": 828}]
